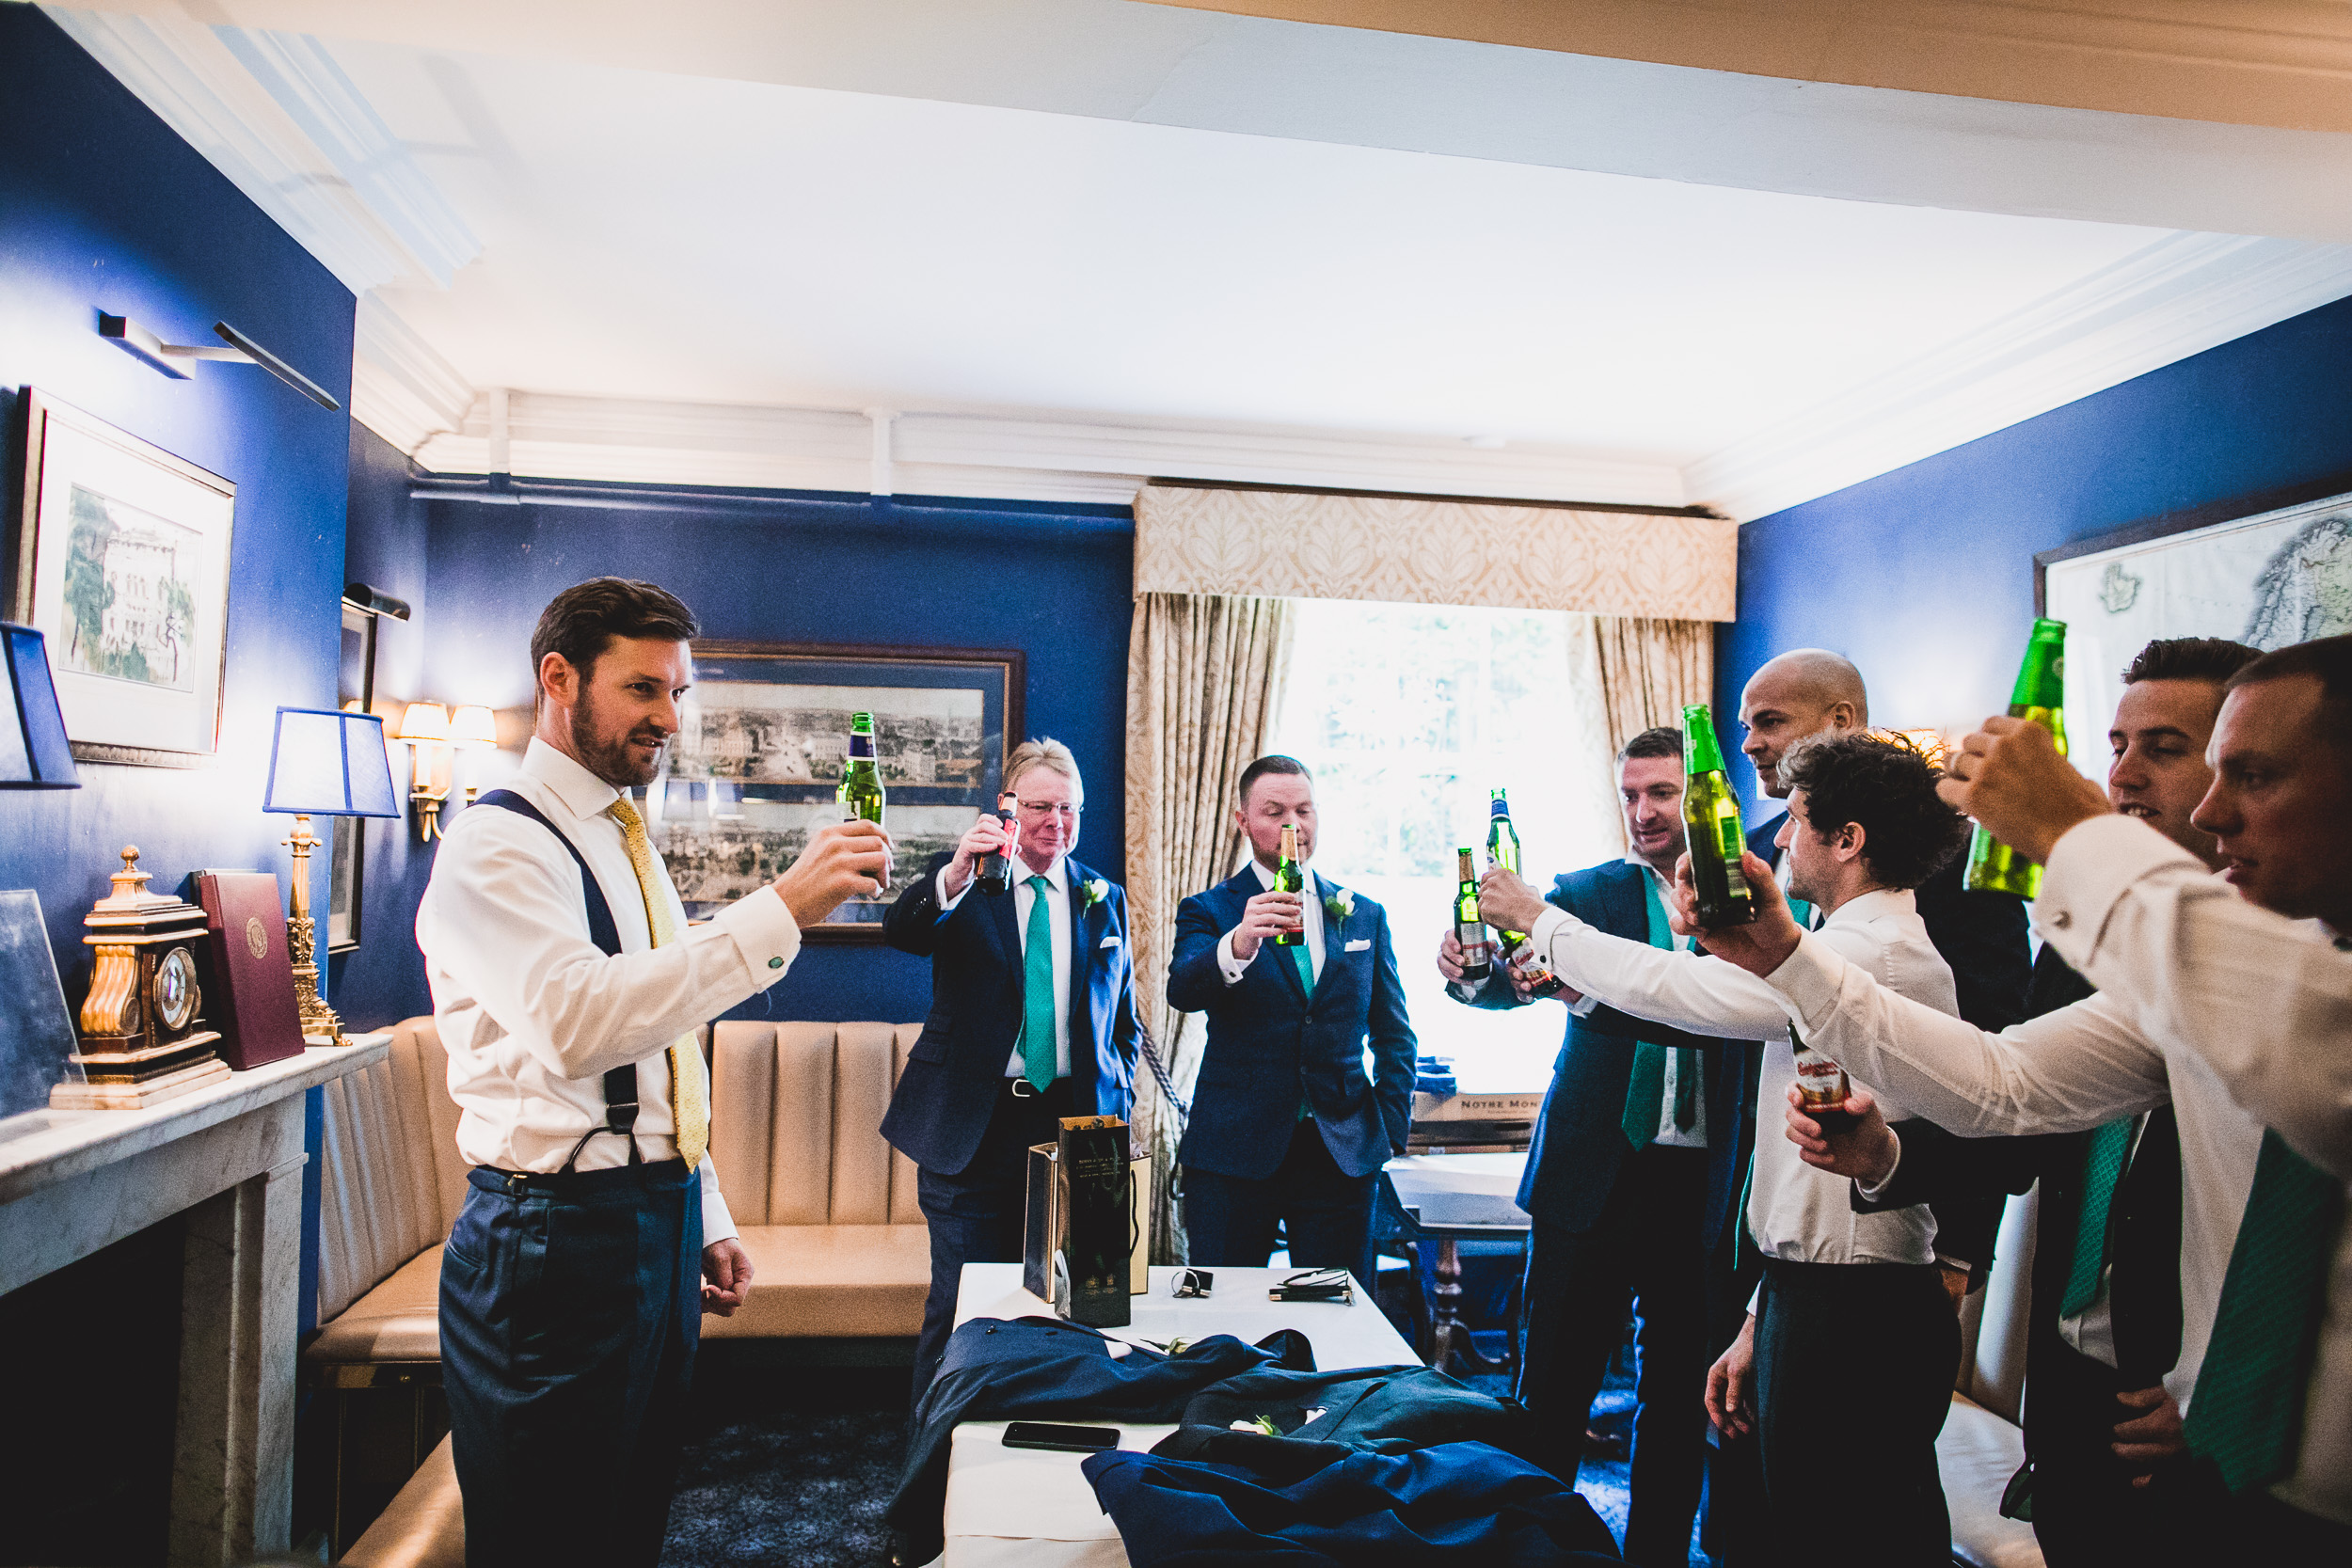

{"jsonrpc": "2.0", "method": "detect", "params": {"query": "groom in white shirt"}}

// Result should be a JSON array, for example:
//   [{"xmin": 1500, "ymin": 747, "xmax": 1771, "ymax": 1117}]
[{"xmin": 418, "ymin": 578, "xmax": 890, "ymax": 1567}]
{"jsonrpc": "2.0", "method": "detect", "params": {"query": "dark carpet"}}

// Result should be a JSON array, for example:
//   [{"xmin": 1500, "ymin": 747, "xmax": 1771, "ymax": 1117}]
[{"xmin": 658, "ymin": 1341, "xmax": 1692, "ymax": 1567}]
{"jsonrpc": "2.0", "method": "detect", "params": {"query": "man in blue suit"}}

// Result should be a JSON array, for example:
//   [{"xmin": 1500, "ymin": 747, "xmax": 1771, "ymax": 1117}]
[
  {"xmin": 882, "ymin": 737, "xmax": 1141, "ymax": 1402},
  {"xmin": 1438, "ymin": 725, "xmax": 1755, "ymax": 1562},
  {"xmin": 1167, "ymin": 754, "xmax": 1416, "ymax": 1280}
]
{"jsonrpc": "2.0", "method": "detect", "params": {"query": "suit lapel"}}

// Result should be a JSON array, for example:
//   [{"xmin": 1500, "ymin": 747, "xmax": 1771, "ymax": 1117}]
[
  {"xmin": 1228, "ymin": 865, "xmax": 1308, "ymax": 1005},
  {"xmin": 1064, "ymin": 861, "xmax": 1095, "ymax": 1094},
  {"xmin": 1597, "ymin": 860, "xmax": 1648, "ymax": 943},
  {"xmin": 986, "ymin": 866, "xmax": 1022, "ymax": 969}
]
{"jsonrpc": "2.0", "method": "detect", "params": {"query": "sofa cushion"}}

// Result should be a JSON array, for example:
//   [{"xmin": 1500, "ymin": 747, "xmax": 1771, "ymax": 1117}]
[
  {"xmin": 701, "ymin": 1224, "xmax": 931, "ymax": 1339},
  {"xmin": 1939, "ymin": 1393, "xmax": 2044, "ymax": 1568},
  {"xmin": 338, "ymin": 1432, "xmax": 462, "ymax": 1568},
  {"xmin": 309, "ymin": 1245, "xmax": 445, "ymax": 1364}
]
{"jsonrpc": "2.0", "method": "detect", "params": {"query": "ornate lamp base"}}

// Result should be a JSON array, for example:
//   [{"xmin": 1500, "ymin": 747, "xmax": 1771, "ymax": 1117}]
[{"xmin": 283, "ymin": 815, "xmax": 346, "ymax": 1045}]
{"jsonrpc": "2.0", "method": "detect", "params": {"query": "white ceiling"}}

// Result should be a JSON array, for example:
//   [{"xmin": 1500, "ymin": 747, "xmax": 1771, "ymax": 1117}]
[{"xmin": 39, "ymin": 1, "xmax": 2352, "ymax": 515}]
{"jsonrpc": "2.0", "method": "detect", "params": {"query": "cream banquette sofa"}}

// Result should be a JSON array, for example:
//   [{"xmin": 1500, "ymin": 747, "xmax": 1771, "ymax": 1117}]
[{"xmin": 311, "ymin": 1015, "xmax": 930, "ymax": 1552}]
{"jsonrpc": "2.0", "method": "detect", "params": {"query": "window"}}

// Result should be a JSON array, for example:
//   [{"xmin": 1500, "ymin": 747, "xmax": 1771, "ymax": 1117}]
[{"xmin": 1269, "ymin": 599, "xmax": 1624, "ymax": 1090}]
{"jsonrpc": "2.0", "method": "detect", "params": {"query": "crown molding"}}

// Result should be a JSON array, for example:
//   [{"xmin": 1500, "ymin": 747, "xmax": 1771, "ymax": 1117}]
[
  {"xmin": 350, "ymin": 295, "xmax": 473, "ymax": 453},
  {"xmin": 390, "ymin": 387, "xmax": 1690, "ymax": 509},
  {"xmin": 41, "ymin": 6, "xmax": 478, "ymax": 294},
  {"xmin": 1684, "ymin": 231, "xmax": 2352, "ymax": 521}
]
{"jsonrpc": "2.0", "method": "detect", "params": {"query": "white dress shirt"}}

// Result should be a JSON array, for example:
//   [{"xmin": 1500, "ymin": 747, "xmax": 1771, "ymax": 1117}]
[
  {"xmin": 1530, "ymin": 886, "xmax": 1955, "ymax": 1269},
  {"xmin": 1563, "ymin": 854, "xmax": 1708, "ymax": 1148},
  {"xmin": 416, "ymin": 738, "xmax": 803, "ymax": 1245},
  {"xmin": 1760, "ymin": 837, "xmax": 2348, "ymax": 1526},
  {"xmin": 1216, "ymin": 859, "xmax": 1326, "ymax": 986},
  {"xmin": 938, "ymin": 852, "xmax": 1074, "ymax": 1078}
]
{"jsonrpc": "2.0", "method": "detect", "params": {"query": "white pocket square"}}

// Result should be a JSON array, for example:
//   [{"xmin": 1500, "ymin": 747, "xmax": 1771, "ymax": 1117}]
[
  {"xmin": 1345, "ymin": 938, "xmax": 1372, "ymax": 952},
  {"xmin": 1099, "ymin": 934, "xmax": 1122, "ymax": 948}
]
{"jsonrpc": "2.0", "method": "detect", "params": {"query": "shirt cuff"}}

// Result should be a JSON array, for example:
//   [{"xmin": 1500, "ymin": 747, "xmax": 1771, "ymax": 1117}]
[
  {"xmin": 936, "ymin": 864, "xmax": 971, "ymax": 914},
  {"xmin": 2035, "ymin": 814, "xmax": 2200, "ymax": 972},
  {"xmin": 712, "ymin": 884, "xmax": 803, "ymax": 986},
  {"xmin": 1217, "ymin": 927, "xmax": 1254, "ymax": 986},
  {"xmin": 699, "ymin": 1154, "xmax": 738, "ymax": 1246},
  {"xmin": 1854, "ymin": 1128, "xmax": 1903, "ymax": 1202},
  {"xmin": 1764, "ymin": 931, "xmax": 1848, "ymax": 1034},
  {"xmin": 1746, "ymin": 1284, "xmax": 1761, "ymax": 1318}
]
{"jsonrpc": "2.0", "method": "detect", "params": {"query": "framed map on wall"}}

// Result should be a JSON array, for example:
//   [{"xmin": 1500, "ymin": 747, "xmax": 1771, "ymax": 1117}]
[
  {"xmin": 645, "ymin": 641, "xmax": 1023, "ymax": 943},
  {"xmin": 2039, "ymin": 486, "xmax": 2352, "ymax": 783}
]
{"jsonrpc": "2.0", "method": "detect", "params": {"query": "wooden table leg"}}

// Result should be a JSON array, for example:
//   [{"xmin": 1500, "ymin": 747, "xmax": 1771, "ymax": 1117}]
[{"xmin": 1428, "ymin": 1237, "xmax": 1467, "ymax": 1370}]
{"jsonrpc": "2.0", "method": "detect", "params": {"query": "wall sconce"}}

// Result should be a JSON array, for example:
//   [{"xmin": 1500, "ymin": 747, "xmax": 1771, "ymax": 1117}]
[
  {"xmin": 1895, "ymin": 728, "xmax": 1953, "ymax": 767},
  {"xmin": 100, "ymin": 313, "xmax": 342, "ymax": 410},
  {"xmin": 395, "ymin": 703, "xmax": 498, "ymax": 840}
]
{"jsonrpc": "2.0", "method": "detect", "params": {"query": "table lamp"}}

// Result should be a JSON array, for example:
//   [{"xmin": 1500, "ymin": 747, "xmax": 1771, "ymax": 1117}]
[
  {"xmin": 1, "ymin": 622, "xmax": 81, "ymax": 788},
  {"xmin": 263, "ymin": 706, "xmax": 399, "ymax": 1043}
]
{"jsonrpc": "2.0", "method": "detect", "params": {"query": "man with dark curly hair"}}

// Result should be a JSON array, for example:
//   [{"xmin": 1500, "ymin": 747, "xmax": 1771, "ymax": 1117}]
[{"xmin": 1481, "ymin": 729, "xmax": 1972, "ymax": 1566}]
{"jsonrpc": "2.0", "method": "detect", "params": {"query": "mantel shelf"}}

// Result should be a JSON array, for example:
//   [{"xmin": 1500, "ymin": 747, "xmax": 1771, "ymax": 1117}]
[{"xmin": 0, "ymin": 1035, "xmax": 389, "ymax": 1205}]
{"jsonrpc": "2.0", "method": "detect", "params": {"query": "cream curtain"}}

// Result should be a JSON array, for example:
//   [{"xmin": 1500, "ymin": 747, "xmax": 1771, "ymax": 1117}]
[
  {"xmin": 1123, "ymin": 591, "xmax": 1295, "ymax": 1263},
  {"xmin": 1593, "ymin": 616, "xmax": 1716, "ymax": 744}
]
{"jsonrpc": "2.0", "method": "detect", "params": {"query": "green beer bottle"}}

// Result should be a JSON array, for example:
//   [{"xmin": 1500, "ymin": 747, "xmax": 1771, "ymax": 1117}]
[
  {"xmin": 838, "ymin": 710, "xmax": 886, "ymax": 830},
  {"xmin": 1486, "ymin": 790, "xmax": 1565, "ymax": 997},
  {"xmin": 1272, "ymin": 821, "xmax": 1308, "ymax": 947},
  {"xmin": 1454, "ymin": 846, "xmax": 1492, "ymax": 981},
  {"xmin": 1681, "ymin": 704, "xmax": 1756, "ymax": 927},
  {"xmin": 1963, "ymin": 618, "xmax": 2068, "ymax": 898}
]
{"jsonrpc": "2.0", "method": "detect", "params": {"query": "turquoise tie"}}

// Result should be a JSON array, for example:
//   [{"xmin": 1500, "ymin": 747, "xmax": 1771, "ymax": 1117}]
[
  {"xmin": 2059, "ymin": 1117, "xmax": 2136, "ymax": 1317},
  {"xmin": 1018, "ymin": 875, "xmax": 1057, "ymax": 1092},
  {"xmin": 2182, "ymin": 1129, "xmax": 2344, "ymax": 1492},
  {"xmin": 1621, "ymin": 873, "xmax": 1694, "ymax": 1148},
  {"xmin": 1289, "ymin": 942, "xmax": 1315, "ymax": 996}
]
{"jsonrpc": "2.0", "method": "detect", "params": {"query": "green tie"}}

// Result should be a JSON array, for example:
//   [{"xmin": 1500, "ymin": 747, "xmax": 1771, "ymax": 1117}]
[
  {"xmin": 2059, "ymin": 1117, "xmax": 2136, "ymax": 1317},
  {"xmin": 1786, "ymin": 895, "xmax": 1816, "ymax": 930},
  {"xmin": 2181, "ymin": 1130, "xmax": 2345, "ymax": 1492},
  {"xmin": 1289, "ymin": 942, "xmax": 1316, "ymax": 997},
  {"xmin": 1018, "ymin": 875, "xmax": 1057, "ymax": 1093},
  {"xmin": 1621, "ymin": 874, "xmax": 1696, "ymax": 1148}
]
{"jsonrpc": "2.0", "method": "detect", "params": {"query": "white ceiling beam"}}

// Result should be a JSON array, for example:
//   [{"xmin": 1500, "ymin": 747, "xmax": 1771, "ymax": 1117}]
[
  {"xmin": 39, "ymin": 3, "xmax": 479, "ymax": 294},
  {"xmin": 42, "ymin": 1, "xmax": 2352, "ymax": 242}
]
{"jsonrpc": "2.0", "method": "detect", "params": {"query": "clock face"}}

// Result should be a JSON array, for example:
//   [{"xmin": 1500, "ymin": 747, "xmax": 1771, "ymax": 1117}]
[{"xmin": 155, "ymin": 945, "xmax": 200, "ymax": 1035}]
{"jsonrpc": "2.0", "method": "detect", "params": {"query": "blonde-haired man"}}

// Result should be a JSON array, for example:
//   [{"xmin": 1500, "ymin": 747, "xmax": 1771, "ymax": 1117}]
[{"xmin": 882, "ymin": 737, "xmax": 1142, "ymax": 1402}]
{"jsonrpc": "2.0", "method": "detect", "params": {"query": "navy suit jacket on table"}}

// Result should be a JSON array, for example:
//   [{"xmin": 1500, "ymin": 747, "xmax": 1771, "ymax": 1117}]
[
  {"xmin": 1459, "ymin": 860, "xmax": 1757, "ymax": 1251},
  {"xmin": 1165, "ymin": 868, "xmax": 1417, "ymax": 1182},
  {"xmin": 878, "ymin": 850, "xmax": 1141, "ymax": 1178}
]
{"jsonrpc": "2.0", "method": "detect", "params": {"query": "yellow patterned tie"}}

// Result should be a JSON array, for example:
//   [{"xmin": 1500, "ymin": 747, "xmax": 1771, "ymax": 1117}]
[{"xmin": 605, "ymin": 797, "xmax": 708, "ymax": 1169}]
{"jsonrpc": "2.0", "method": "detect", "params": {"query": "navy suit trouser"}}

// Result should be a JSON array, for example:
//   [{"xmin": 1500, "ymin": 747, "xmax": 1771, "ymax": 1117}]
[
  {"xmin": 1518, "ymin": 1143, "xmax": 1710, "ymax": 1566},
  {"xmin": 1754, "ymin": 1259, "xmax": 1956, "ymax": 1568},
  {"xmin": 438, "ymin": 1159, "xmax": 702, "ymax": 1568},
  {"xmin": 1184, "ymin": 1119, "xmax": 1375, "ymax": 1284},
  {"xmin": 912, "ymin": 1076, "xmax": 1074, "ymax": 1406}
]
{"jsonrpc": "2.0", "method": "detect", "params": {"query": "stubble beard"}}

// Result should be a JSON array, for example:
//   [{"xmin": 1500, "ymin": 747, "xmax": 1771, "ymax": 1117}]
[{"xmin": 571, "ymin": 689, "xmax": 666, "ymax": 788}]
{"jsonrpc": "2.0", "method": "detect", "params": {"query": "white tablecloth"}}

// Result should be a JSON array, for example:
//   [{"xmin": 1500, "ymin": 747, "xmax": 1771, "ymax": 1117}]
[{"xmin": 939, "ymin": 1263, "xmax": 1421, "ymax": 1568}]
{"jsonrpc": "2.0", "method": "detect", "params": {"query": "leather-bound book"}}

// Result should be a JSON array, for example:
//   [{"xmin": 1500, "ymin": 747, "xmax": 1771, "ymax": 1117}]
[{"xmin": 193, "ymin": 871, "xmax": 306, "ymax": 1069}]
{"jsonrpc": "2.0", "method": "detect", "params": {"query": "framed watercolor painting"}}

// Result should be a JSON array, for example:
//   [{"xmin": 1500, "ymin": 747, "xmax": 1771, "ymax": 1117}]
[
  {"xmin": 11, "ymin": 391, "xmax": 235, "ymax": 767},
  {"xmin": 645, "ymin": 641, "xmax": 1024, "ymax": 942}
]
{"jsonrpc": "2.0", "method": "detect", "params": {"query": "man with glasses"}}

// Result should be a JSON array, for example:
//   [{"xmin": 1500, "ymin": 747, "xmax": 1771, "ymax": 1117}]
[{"xmin": 882, "ymin": 737, "xmax": 1144, "ymax": 1404}]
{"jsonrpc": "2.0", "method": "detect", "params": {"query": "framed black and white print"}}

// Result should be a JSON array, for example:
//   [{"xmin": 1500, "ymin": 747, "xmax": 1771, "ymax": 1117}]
[
  {"xmin": 647, "ymin": 641, "xmax": 1024, "ymax": 942},
  {"xmin": 10, "ymin": 390, "xmax": 235, "ymax": 767}
]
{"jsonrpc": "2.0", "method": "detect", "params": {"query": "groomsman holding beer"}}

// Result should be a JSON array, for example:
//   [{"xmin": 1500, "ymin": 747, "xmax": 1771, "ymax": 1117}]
[
  {"xmin": 881, "ymin": 739, "xmax": 1143, "ymax": 1403},
  {"xmin": 1167, "ymin": 755, "xmax": 1417, "ymax": 1282}
]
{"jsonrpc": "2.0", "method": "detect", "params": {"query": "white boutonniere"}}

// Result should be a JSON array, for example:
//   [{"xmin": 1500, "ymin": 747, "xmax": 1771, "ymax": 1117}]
[
  {"xmin": 1085, "ymin": 878, "xmax": 1110, "ymax": 908},
  {"xmin": 1324, "ymin": 889, "xmax": 1354, "ymax": 925}
]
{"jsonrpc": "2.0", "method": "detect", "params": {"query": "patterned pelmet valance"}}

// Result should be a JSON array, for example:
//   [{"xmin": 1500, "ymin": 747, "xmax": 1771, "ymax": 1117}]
[{"xmin": 1134, "ymin": 483, "xmax": 1739, "ymax": 622}]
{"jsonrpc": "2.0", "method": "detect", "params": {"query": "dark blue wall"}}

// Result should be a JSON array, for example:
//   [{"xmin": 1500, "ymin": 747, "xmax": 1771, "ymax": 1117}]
[
  {"xmin": 326, "ymin": 422, "xmax": 434, "ymax": 1028},
  {"xmin": 330, "ymin": 483, "xmax": 1136, "ymax": 1028},
  {"xmin": 1719, "ymin": 293, "xmax": 2352, "ymax": 813},
  {"xmin": 0, "ymin": 2, "xmax": 354, "ymax": 1331}
]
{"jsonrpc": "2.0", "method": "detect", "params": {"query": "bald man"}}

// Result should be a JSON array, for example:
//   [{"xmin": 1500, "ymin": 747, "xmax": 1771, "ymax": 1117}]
[{"xmin": 1735, "ymin": 651, "xmax": 2032, "ymax": 1305}]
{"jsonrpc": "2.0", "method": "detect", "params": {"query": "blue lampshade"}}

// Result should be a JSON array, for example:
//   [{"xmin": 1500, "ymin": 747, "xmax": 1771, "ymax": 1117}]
[
  {"xmin": 0, "ymin": 623, "xmax": 80, "ymax": 789},
  {"xmin": 262, "ymin": 706, "xmax": 400, "ymax": 817}
]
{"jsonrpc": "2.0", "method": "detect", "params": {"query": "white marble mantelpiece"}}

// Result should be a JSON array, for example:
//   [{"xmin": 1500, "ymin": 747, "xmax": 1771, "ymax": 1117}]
[{"xmin": 0, "ymin": 1037, "xmax": 386, "ymax": 1565}]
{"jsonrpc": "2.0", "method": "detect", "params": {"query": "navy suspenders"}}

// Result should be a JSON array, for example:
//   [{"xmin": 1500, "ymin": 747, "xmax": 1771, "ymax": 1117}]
[{"xmin": 472, "ymin": 788, "xmax": 644, "ymax": 1170}]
